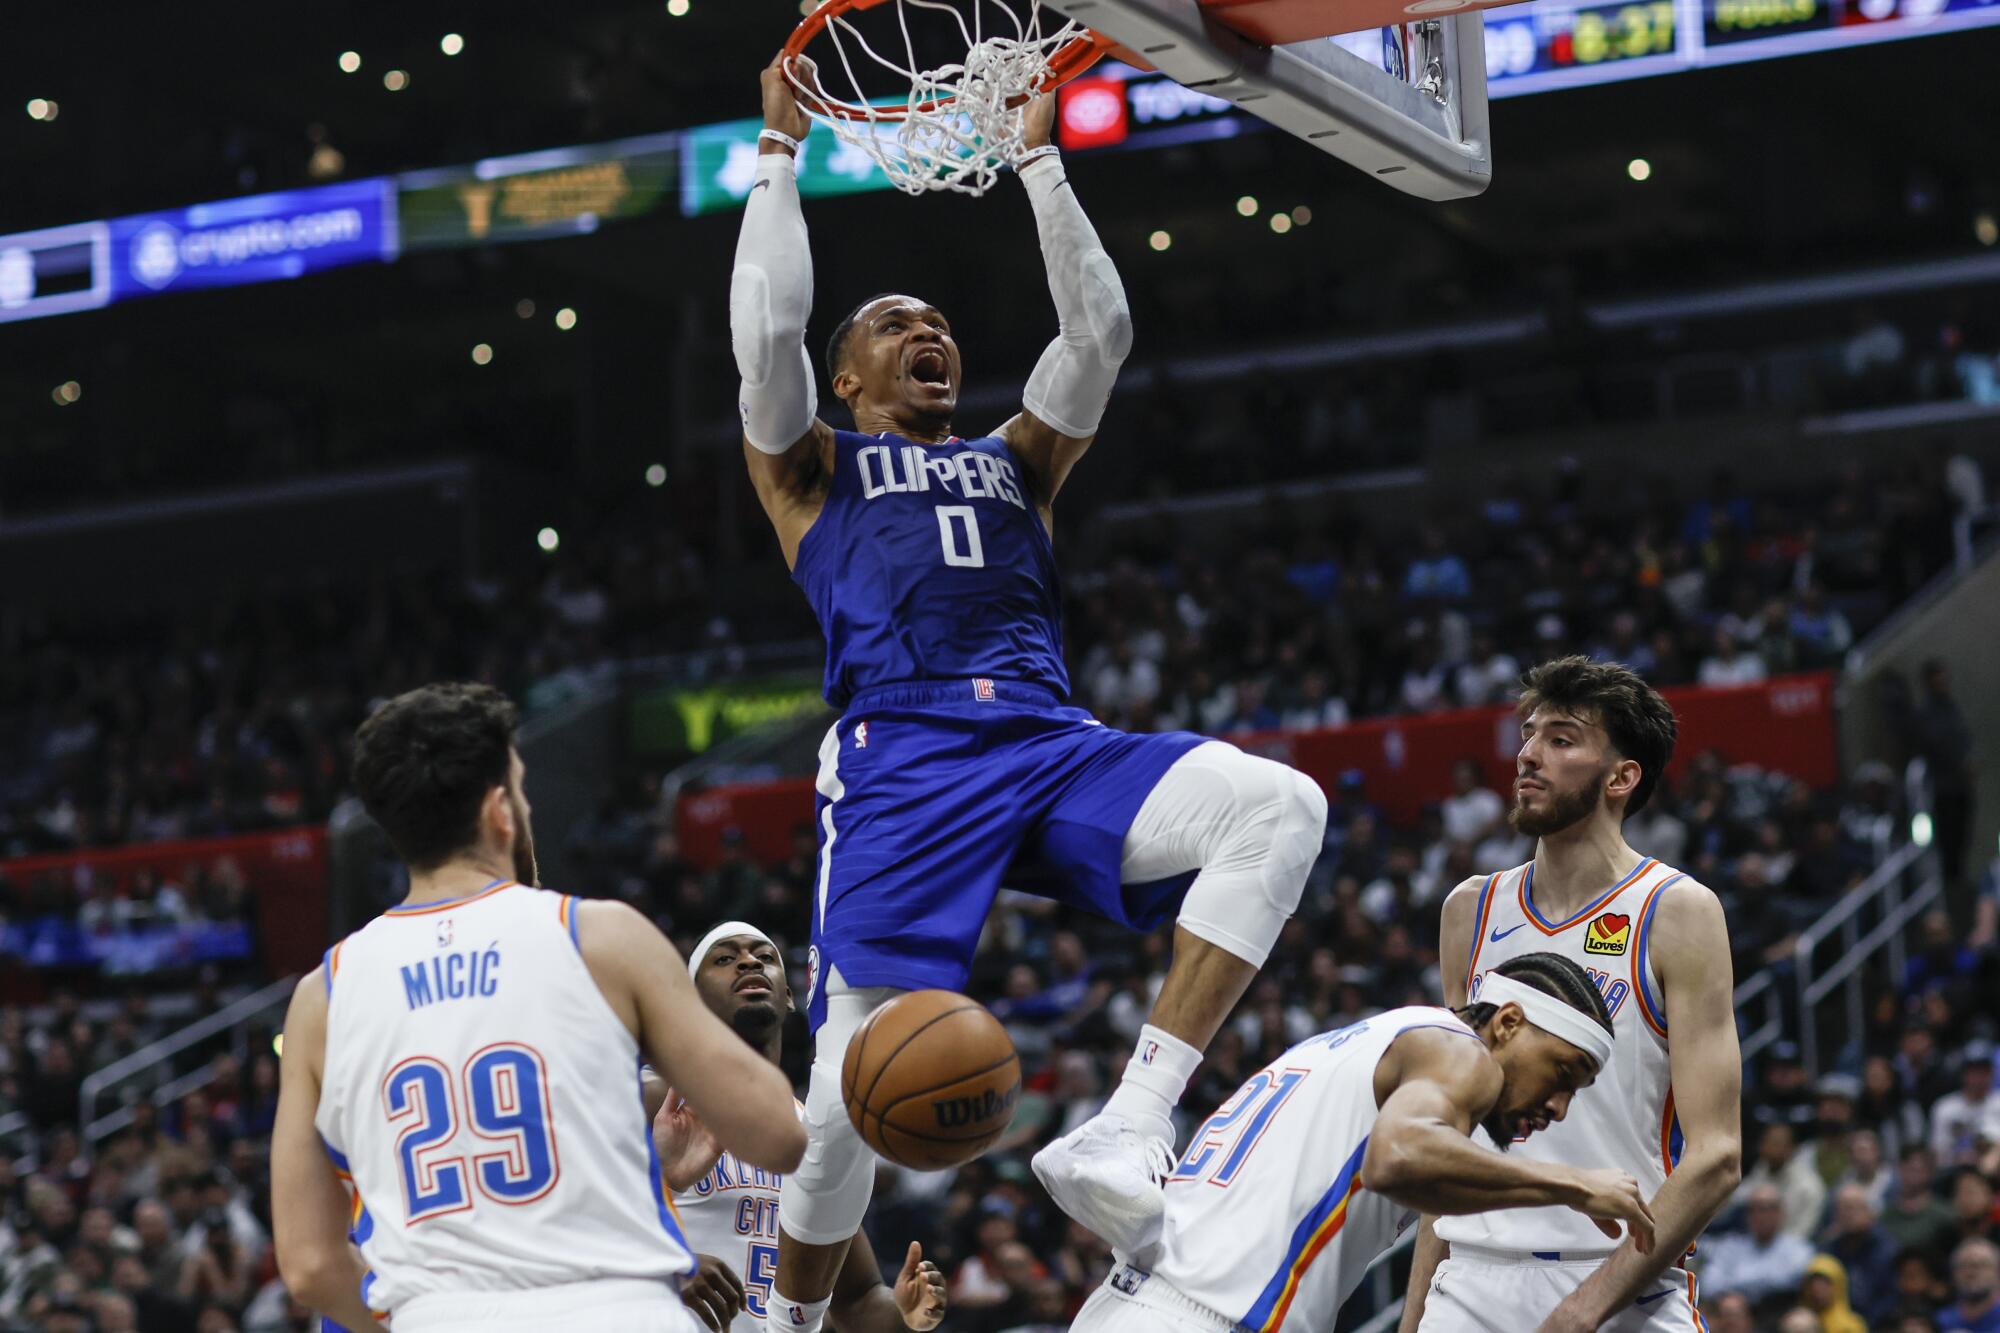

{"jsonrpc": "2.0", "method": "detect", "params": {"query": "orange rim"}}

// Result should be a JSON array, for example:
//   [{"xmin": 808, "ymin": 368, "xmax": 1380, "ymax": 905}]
[{"xmin": 782, "ymin": 0, "xmax": 1114, "ymax": 122}]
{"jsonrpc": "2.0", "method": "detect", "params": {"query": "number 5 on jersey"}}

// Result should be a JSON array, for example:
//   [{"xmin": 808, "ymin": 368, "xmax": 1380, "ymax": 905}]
[{"xmin": 385, "ymin": 1042, "xmax": 560, "ymax": 1222}]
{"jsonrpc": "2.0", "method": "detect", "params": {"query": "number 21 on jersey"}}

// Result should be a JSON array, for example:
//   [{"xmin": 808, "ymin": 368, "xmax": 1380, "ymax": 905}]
[
  {"xmin": 1170, "ymin": 1067, "xmax": 1309, "ymax": 1188},
  {"xmin": 384, "ymin": 1042, "xmax": 559, "ymax": 1222}
]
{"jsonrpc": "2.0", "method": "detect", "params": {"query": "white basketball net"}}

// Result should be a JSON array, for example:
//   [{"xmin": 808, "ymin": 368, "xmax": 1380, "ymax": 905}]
[{"xmin": 787, "ymin": 0, "xmax": 1088, "ymax": 198}]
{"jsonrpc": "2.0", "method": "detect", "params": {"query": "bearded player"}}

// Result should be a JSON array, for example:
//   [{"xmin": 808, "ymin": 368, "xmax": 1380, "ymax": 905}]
[
  {"xmin": 1402, "ymin": 657, "xmax": 1744, "ymax": 1333},
  {"xmin": 730, "ymin": 53, "xmax": 1328, "ymax": 1332},
  {"xmin": 1074, "ymin": 954, "xmax": 1657, "ymax": 1333},
  {"xmin": 642, "ymin": 922, "xmax": 947, "ymax": 1333}
]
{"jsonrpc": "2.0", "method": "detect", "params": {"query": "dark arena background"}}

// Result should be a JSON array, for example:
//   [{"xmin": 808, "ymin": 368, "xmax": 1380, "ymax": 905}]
[{"xmin": 3, "ymin": 3, "xmax": 1999, "ymax": 1331}]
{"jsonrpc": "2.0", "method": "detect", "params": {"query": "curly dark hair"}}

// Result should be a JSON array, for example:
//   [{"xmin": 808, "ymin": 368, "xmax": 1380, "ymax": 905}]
[
  {"xmin": 351, "ymin": 682, "xmax": 519, "ymax": 870},
  {"xmin": 1456, "ymin": 952, "xmax": 1614, "ymax": 1039},
  {"xmin": 1517, "ymin": 654, "xmax": 1679, "ymax": 817}
]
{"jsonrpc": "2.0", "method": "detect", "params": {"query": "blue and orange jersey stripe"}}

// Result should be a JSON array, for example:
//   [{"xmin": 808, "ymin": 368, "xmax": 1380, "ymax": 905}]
[
  {"xmin": 382, "ymin": 880, "xmax": 514, "ymax": 916},
  {"xmin": 1461, "ymin": 872, "xmax": 1503, "ymax": 995},
  {"xmin": 1518, "ymin": 857, "xmax": 1655, "ymax": 935},
  {"xmin": 557, "ymin": 894, "xmax": 582, "ymax": 950},
  {"xmin": 322, "ymin": 942, "xmax": 344, "ymax": 997},
  {"xmin": 1243, "ymin": 1138, "xmax": 1370, "ymax": 1331},
  {"xmin": 1629, "ymin": 871, "xmax": 1685, "ymax": 1038}
]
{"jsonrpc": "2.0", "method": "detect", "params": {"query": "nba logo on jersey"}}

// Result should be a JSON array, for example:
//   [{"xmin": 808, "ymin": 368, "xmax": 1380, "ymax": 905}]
[
  {"xmin": 1141, "ymin": 1040, "xmax": 1160, "ymax": 1065},
  {"xmin": 435, "ymin": 919, "xmax": 452, "ymax": 948},
  {"xmin": 1584, "ymin": 912, "xmax": 1631, "ymax": 956},
  {"xmin": 789, "ymin": 1304, "xmax": 808, "ymax": 1325},
  {"xmin": 855, "ymin": 721, "xmax": 869, "ymax": 748},
  {"xmin": 973, "ymin": 677, "xmax": 996, "ymax": 701}
]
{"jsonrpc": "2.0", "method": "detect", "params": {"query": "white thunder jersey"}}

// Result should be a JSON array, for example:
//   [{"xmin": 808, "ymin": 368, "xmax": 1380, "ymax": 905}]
[
  {"xmin": 1437, "ymin": 856, "xmax": 1687, "ymax": 1257},
  {"xmin": 669, "ymin": 1103, "xmax": 801, "ymax": 1332},
  {"xmin": 1146, "ymin": 1006, "xmax": 1485, "ymax": 1332},
  {"xmin": 315, "ymin": 881, "xmax": 696, "ymax": 1317}
]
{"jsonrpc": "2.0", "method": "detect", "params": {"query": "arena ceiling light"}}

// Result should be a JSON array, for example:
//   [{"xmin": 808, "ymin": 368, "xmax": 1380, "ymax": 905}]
[
  {"xmin": 26, "ymin": 98, "xmax": 58, "ymax": 122},
  {"xmin": 1148, "ymin": 230, "xmax": 1171, "ymax": 252},
  {"xmin": 384, "ymin": 69, "xmax": 410, "ymax": 92},
  {"xmin": 646, "ymin": 464, "xmax": 668, "ymax": 487},
  {"xmin": 338, "ymin": 51, "xmax": 362, "ymax": 74},
  {"xmin": 667, "ymin": 0, "xmax": 692, "ymax": 14},
  {"xmin": 440, "ymin": 33, "xmax": 466, "ymax": 56},
  {"xmin": 1627, "ymin": 158, "xmax": 1653, "ymax": 182},
  {"xmin": 1235, "ymin": 195, "xmax": 1258, "ymax": 218},
  {"xmin": 554, "ymin": 306, "xmax": 577, "ymax": 330}
]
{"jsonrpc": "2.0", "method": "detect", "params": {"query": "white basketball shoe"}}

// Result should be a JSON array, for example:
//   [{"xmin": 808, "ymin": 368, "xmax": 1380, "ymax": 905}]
[{"xmin": 1031, "ymin": 1112, "xmax": 1175, "ymax": 1253}]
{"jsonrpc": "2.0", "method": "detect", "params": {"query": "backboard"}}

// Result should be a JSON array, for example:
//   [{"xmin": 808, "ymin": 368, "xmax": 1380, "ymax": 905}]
[{"xmin": 1049, "ymin": 0, "xmax": 1493, "ymax": 199}]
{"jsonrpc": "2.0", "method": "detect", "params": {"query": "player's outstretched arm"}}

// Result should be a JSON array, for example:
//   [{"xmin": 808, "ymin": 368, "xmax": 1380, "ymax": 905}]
[
  {"xmin": 998, "ymin": 93, "xmax": 1130, "ymax": 518},
  {"xmin": 271, "ymin": 968, "xmax": 391, "ymax": 1333},
  {"xmin": 1398, "ymin": 875, "xmax": 1483, "ymax": 1333},
  {"xmin": 828, "ymin": 1233, "xmax": 947, "ymax": 1332},
  {"xmin": 736, "ymin": 52, "xmax": 837, "ymax": 565},
  {"xmin": 1538, "ymin": 882, "xmax": 1742, "ymax": 1333},
  {"xmin": 575, "ymin": 900, "xmax": 806, "ymax": 1174},
  {"xmin": 1361, "ymin": 1028, "xmax": 1656, "ymax": 1252}
]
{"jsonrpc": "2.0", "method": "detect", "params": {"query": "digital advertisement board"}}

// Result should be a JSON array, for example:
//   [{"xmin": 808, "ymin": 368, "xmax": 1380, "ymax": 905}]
[
  {"xmin": 107, "ymin": 178, "xmax": 398, "ymax": 301},
  {"xmin": 398, "ymin": 132, "xmax": 679, "ymax": 249}
]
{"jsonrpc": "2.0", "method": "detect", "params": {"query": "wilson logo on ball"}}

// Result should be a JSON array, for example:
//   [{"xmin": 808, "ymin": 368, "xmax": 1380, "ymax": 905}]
[{"xmin": 932, "ymin": 1085, "xmax": 1018, "ymax": 1129}]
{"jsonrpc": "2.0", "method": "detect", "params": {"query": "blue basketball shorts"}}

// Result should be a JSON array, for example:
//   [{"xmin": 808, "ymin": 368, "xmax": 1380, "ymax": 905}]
[{"xmin": 803, "ymin": 679, "xmax": 1205, "ymax": 1031}]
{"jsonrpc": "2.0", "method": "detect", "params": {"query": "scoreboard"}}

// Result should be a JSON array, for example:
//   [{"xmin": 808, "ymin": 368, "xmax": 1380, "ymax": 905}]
[{"xmin": 1481, "ymin": 0, "xmax": 2000, "ymax": 93}]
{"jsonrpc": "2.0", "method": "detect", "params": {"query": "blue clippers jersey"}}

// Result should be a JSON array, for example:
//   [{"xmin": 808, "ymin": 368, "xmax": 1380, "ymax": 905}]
[{"xmin": 793, "ymin": 429, "xmax": 1069, "ymax": 708}]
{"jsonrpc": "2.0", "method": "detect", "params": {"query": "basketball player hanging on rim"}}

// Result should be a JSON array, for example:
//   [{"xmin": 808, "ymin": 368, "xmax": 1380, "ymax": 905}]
[
  {"xmin": 1401, "ymin": 658, "xmax": 1744, "ymax": 1333},
  {"xmin": 730, "ymin": 53, "xmax": 1328, "ymax": 1333}
]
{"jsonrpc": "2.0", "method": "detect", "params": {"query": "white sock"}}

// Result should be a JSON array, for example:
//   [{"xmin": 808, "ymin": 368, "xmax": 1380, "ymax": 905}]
[
  {"xmin": 765, "ymin": 1290, "xmax": 831, "ymax": 1332},
  {"xmin": 1103, "ymin": 1024, "xmax": 1201, "ymax": 1146}
]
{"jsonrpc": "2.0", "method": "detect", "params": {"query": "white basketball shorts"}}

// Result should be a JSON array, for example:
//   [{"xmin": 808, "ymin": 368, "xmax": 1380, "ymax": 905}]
[
  {"xmin": 1417, "ymin": 1248, "xmax": 1705, "ymax": 1333},
  {"xmin": 390, "ymin": 1278, "xmax": 707, "ymax": 1333}
]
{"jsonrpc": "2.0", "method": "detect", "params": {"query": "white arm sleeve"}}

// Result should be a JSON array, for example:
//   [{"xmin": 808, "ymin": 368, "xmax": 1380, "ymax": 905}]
[
  {"xmin": 1019, "ymin": 152, "xmax": 1131, "ymax": 440},
  {"xmin": 731, "ymin": 152, "xmax": 819, "ymax": 455}
]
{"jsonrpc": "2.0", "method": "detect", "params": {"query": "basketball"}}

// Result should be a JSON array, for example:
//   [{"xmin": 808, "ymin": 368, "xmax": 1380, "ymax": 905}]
[{"xmin": 841, "ymin": 990, "xmax": 1021, "ymax": 1170}]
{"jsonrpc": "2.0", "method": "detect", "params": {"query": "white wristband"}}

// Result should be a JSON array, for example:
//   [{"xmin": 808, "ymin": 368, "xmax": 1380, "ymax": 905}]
[
  {"xmin": 1017, "ymin": 145, "xmax": 1061, "ymax": 172},
  {"xmin": 758, "ymin": 128, "xmax": 802, "ymax": 153}
]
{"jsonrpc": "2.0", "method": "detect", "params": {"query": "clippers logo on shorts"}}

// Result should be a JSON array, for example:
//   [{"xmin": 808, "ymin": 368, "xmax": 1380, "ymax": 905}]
[
  {"xmin": 1584, "ymin": 912, "xmax": 1631, "ymax": 956},
  {"xmin": 854, "ymin": 721, "xmax": 869, "ymax": 748},
  {"xmin": 973, "ymin": 678, "xmax": 996, "ymax": 701},
  {"xmin": 805, "ymin": 945, "xmax": 821, "ymax": 1010}
]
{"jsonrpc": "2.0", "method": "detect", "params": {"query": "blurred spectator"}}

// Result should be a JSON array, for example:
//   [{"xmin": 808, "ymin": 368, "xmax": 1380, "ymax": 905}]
[
  {"xmin": 1699, "ymin": 629, "xmax": 1768, "ymax": 687},
  {"xmin": 1800, "ymin": 1253, "xmax": 1868, "ymax": 1333},
  {"xmin": 1706, "ymin": 1289, "xmax": 1756, "ymax": 1333},
  {"xmin": 1880, "ymin": 1149, "xmax": 1954, "ymax": 1256},
  {"xmin": 1820, "ymin": 1182, "xmax": 1900, "ymax": 1324},
  {"xmin": 1701, "ymin": 1182, "xmax": 1817, "ymax": 1304},
  {"xmin": 1940, "ymin": 1237, "xmax": 2000, "ymax": 1332},
  {"xmin": 1912, "ymin": 660, "xmax": 1976, "ymax": 918},
  {"xmin": 1738, "ymin": 1121, "xmax": 1829, "ymax": 1240},
  {"xmin": 1932, "ymin": 1044, "xmax": 2000, "ymax": 1169},
  {"xmin": 1439, "ymin": 758, "xmax": 1505, "ymax": 847}
]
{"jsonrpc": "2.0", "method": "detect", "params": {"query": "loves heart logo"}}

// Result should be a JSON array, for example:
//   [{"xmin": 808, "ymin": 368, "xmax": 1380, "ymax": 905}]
[{"xmin": 1584, "ymin": 912, "xmax": 1631, "ymax": 956}]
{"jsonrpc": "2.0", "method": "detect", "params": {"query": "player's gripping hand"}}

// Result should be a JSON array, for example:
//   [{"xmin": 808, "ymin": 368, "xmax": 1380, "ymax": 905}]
[
  {"xmin": 681, "ymin": 1254, "xmax": 747, "ymax": 1332},
  {"xmin": 1566, "ymin": 1167, "xmax": 1656, "ymax": 1255},
  {"xmin": 893, "ymin": 1241, "xmax": 948, "ymax": 1330},
  {"xmin": 761, "ymin": 51, "xmax": 814, "ymax": 145},
  {"xmin": 1021, "ymin": 91, "xmax": 1056, "ymax": 151},
  {"xmin": 652, "ymin": 1087, "xmax": 724, "ymax": 1192}
]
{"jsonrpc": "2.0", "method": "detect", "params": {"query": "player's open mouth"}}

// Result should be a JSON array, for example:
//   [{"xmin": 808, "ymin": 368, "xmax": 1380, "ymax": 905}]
[
  {"xmin": 735, "ymin": 977, "xmax": 773, "ymax": 995},
  {"xmin": 909, "ymin": 349, "xmax": 951, "ymax": 389}
]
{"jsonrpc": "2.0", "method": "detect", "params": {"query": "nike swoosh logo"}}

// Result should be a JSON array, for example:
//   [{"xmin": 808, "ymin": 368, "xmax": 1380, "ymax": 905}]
[
  {"xmin": 1635, "ymin": 1291, "xmax": 1673, "ymax": 1306},
  {"xmin": 1490, "ymin": 924, "xmax": 1527, "ymax": 942},
  {"xmin": 751, "ymin": 179, "xmax": 772, "ymax": 193}
]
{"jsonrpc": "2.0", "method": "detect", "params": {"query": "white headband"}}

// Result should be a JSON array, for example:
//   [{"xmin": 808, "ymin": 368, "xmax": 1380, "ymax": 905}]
[
  {"xmin": 687, "ymin": 921, "xmax": 779, "ymax": 981},
  {"xmin": 1477, "ymin": 972, "xmax": 1614, "ymax": 1069}
]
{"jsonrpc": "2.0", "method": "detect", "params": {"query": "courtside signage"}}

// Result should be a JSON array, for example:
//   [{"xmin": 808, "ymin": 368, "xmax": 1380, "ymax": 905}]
[{"xmin": 108, "ymin": 178, "xmax": 399, "ymax": 300}]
